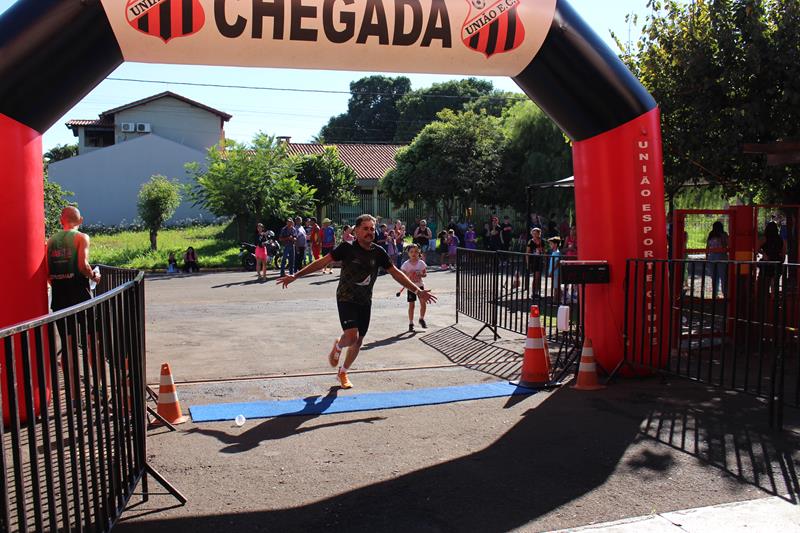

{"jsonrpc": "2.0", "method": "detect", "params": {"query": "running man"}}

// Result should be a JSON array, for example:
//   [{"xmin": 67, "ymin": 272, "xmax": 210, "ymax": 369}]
[{"xmin": 277, "ymin": 214, "xmax": 437, "ymax": 389}]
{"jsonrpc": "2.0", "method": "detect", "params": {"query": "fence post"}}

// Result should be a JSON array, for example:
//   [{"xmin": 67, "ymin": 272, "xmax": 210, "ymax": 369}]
[
  {"xmin": 455, "ymin": 248, "xmax": 460, "ymax": 325},
  {"xmin": 491, "ymin": 252, "xmax": 499, "ymax": 341}
]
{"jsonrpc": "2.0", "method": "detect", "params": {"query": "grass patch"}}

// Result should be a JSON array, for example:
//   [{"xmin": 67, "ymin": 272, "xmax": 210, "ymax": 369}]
[{"xmin": 89, "ymin": 223, "xmax": 240, "ymax": 269}]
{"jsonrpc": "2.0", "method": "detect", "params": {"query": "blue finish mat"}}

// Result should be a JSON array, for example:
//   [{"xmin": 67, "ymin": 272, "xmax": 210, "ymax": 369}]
[{"xmin": 189, "ymin": 382, "xmax": 535, "ymax": 422}]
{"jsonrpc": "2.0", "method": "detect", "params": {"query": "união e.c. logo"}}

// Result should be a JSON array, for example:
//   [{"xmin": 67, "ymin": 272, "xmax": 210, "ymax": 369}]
[
  {"xmin": 126, "ymin": 0, "xmax": 205, "ymax": 43},
  {"xmin": 462, "ymin": 0, "xmax": 526, "ymax": 57}
]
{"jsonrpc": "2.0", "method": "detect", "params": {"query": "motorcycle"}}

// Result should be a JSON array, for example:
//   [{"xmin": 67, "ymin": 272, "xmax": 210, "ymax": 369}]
[
  {"xmin": 239, "ymin": 242, "xmax": 257, "ymax": 271},
  {"xmin": 240, "ymin": 231, "xmax": 281, "ymax": 271}
]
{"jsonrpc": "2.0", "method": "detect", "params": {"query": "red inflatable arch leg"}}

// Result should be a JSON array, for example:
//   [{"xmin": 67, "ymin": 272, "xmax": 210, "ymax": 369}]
[
  {"xmin": 0, "ymin": 113, "xmax": 47, "ymax": 328},
  {"xmin": 573, "ymin": 109, "xmax": 668, "ymax": 373}
]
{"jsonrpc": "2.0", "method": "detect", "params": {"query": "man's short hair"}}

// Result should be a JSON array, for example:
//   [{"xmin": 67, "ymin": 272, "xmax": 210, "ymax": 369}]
[{"xmin": 355, "ymin": 214, "xmax": 376, "ymax": 227}]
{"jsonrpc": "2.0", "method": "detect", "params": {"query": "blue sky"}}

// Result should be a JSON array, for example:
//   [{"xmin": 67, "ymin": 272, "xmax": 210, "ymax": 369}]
[{"xmin": 0, "ymin": 0, "xmax": 654, "ymax": 150}]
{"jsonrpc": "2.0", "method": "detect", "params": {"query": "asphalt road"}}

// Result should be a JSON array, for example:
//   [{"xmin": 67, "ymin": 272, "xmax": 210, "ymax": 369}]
[{"xmin": 115, "ymin": 269, "xmax": 799, "ymax": 532}]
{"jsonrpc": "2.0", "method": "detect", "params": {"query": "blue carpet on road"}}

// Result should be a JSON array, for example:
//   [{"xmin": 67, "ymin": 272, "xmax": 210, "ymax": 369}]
[{"xmin": 189, "ymin": 382, "xmax": 535, "ymax": 422}]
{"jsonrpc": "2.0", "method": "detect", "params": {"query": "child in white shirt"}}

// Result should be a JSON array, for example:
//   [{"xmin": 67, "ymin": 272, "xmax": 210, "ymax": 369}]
[{"xmin": 399, "ymin": 244, "xmax": 428, "ymax": 331}]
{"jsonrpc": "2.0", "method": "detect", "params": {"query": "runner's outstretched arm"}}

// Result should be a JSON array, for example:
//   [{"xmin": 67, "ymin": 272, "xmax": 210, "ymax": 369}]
[
  {"xmin": 386, "ymin": 265, "xmax": 437, "ymax": 304},
  {"xmin": 276, "ymin": 254, "xmax": 334, "ymax": 288}
]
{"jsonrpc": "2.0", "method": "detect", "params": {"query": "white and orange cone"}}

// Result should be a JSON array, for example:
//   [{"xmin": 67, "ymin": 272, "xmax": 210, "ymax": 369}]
[
  {"xmin": 153, "ymin": 363, "xmax": 188, "ymax": 425},
  {"xmin": 572, "ymin": 338, "xmax": 605, "ymax": 391},
  {"xmin": 511, "ymin": 306, "xmax": 552, "ymax": 389}
]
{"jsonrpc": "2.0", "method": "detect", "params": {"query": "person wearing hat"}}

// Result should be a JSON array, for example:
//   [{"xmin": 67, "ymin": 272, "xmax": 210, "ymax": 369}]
[{"xmin": 321, "ymin": 218, "xmax": 336, "ymax": 274}]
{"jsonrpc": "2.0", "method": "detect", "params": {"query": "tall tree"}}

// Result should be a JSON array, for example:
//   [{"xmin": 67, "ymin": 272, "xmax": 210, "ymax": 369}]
[
  {"xmin": 318, "ymin": 75, "xmax": 411, "ymax": 143},
  {"xmin": 496, "ymin": 101, "xmax": 573, "ymax": 214},
  {"xmin": 43, "ymin": 143, "xmax": 78, "ymax": 170},
  {"xmin": 137, "ymin": 175, "xmax": 181, "ymax": 250},
  {"xmin": 43, "ymin": 176, "xmax": 74, "ymax": 237},
  {"xmin": 382, "ymin": 110, "xmax": 505, "ymax": 223},
  {"xmin": 393, "ymin": 78, "xmax": 496, "ymax": 142},
  {"xmin": 293, "ymin": 147, "xmax": 358, "ymax": 221},
  {"xmin": 622, "ymin": 0, "xmax": 800, "ymax": 203},
  {"xmin": 186, "ymin": 134, "xmax": 316, "ymax": 241}
]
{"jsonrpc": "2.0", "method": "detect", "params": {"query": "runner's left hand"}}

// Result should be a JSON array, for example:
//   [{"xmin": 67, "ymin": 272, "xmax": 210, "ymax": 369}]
[{"xmin": 417, "ymin": 289, "xmax": 437, "ymax": 304}]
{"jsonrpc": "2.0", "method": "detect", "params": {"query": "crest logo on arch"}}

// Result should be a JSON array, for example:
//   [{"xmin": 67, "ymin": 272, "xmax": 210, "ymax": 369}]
[
  {"xmin": 126, "ymin": 0, "xmax": 205, "ymax": 43},
  {"xmin": 462, "ymin": 0, "xmax": 526, "ymax": 58}
]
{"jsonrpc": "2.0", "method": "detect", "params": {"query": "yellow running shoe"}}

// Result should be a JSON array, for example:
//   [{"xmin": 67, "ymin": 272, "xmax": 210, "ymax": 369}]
[
  {"xmin": 328, "ymin": 339, "xmax": 341, "ymax": 367},
  {"xmin": 338, "ymin": 371, "xmax": 353, "ymax": 389}
]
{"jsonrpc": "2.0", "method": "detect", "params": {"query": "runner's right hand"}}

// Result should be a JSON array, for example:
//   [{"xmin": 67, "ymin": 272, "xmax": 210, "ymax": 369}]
[{"xmin": 276, "ymin": 274, "xmax": 296, "ymax": 288}]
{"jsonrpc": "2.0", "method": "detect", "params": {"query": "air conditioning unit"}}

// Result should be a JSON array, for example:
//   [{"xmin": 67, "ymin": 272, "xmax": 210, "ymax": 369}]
[
  {"xmin": 136, "ymin": 122, "xmax": 151, "ymax": 133},
  {"xmin": 120, "ymin": 122, "xmax": 135, "ymax": 132}
]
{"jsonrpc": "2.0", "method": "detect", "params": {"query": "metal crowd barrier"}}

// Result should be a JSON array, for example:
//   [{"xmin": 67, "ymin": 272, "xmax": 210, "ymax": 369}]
[
  {"xmin": 1, "ymin": 265, "xmax": 184, "ymax": 532},
  {"xmin": 622, "ymin": 259, "xmax": 799, "ymax": 429},
  {"xmin": 455, "ymin": 249, "xmax": 581, "ymax": 379}
]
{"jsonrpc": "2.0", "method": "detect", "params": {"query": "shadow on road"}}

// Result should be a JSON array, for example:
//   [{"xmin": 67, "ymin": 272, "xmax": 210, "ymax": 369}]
[
  {"xmin": 421, "ymin": 326, "xmax": 523, "ymax": 381},
  {"xmin": 360, "ymin": 330, "xmax": 418, "ymax": 351},
  {"xmin": 120, "ymin": 378, "xmax": 800, "ymax": 532},
  {"xmin": 210, "ymin": 276, "xmax": 280, "ymax": 288}
]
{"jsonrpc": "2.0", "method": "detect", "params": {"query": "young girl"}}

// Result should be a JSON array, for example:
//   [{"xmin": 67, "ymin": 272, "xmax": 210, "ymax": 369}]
[
  {"xmin": 342, "ymin": 225, "xmax": 355, "ymax": 244},
  {"xmin": 387, "ymin": 229, "xmax": 398, "ymax": 266},
  {"xmin": 255, "ymin": 222, "xmax": 269, "ymax": 280},
  {"xmin": 400, "ymin": 244, "xmax": 428, "ymax": 331},
  {"xmin": 446, "ymin": 229, "xmax": 459, "ymax": 271},
  {"xmin": 465, "ymin": 225, "xmax": 477, "ymax": 249},
  {"xmin": 167, "ymin": 252, "xmax": 178, "ymax": 273}
]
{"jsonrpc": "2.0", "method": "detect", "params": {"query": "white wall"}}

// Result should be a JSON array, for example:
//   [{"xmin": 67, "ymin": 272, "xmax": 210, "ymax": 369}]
[
  {"xmin": 115, "ymin": 96, "xmax": 222, "ymax": 152},
  {"xmin": 49, "ymin": 134, "xmax": 210, "ymax": 226}
]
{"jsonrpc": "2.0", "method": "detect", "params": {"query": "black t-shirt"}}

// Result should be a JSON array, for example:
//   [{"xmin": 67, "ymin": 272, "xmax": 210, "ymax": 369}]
[
  {"xmin": 255, "ymin": 232, "xmax": 268, "ymax": 248},
  {"xmin": 331, "ymin": 242, "xmax": 392, "ymax": 305}
]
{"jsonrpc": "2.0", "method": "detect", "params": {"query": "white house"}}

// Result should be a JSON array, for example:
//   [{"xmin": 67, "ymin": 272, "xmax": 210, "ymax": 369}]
[{"xmin": 50, "ymin": 91, "xmax": 231, "ymax": 225}]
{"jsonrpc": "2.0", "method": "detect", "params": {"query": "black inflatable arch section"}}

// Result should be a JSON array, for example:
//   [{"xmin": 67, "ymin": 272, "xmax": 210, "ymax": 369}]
[{"xmin": 0, "ymin": 0, "xmax": 667, "ymax": 372}]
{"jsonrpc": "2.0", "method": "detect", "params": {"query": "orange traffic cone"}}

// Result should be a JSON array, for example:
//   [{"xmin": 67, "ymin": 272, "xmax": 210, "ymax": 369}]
[
  {"xmin": 511, "ymin": 306, "xmax": 552, "ymax": 389},
  {"xmin": 153, "ymin": 363, "xmax": 188, "ymax": 425},
  {"xmin": 572, "ymin": 338, "xmax": 605, "ymax": 391}
]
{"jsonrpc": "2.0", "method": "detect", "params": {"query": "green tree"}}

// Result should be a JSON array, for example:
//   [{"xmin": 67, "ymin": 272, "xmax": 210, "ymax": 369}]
[
  {"xmin": 393, "ymin": 78, "xmax": 496, "ymax": 142},
  {"xmin": 293, "ymin": 147, "xmax": 358, "ymax": 221},
  {"xmin": 43, "ymin": 143, "xmax": 78, "ymax": 170},
  {"xmin": 137, "ymin": 175, "xmax": 182, "ymax": 250},
  {"xmin": 382, "ymin": 110, "xmax": 505, "ymax": 223},
  {"xmin": 622, "ymin": 0, "xmax": 800, "ymax": 204},
  {"xmin": 496, "ymin": 101, "xmax": 573, "ymax": 214},
  {"xmin": 319, "ymin": 75, "xmax": 411, "ymax": 143},
  {"xmin": 44, "ymin": 175, "xmax": 74, "ymax": 237},
  {"xmin": 186, "ymin": 134, "xmax": 315, "ymax": 241}
]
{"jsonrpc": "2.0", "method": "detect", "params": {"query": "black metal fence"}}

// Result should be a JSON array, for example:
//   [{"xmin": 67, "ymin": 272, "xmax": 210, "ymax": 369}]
[
  {"xmin": 623, "ymin": 259, "xmax": 799, "ymax": 428},
  {"xmin": 1, "ymin": 266, "xmax": 156, "ymax": 532},
  {"xmin": 456, "ymin": 249, "xmax": 582, "ymax": 379}
]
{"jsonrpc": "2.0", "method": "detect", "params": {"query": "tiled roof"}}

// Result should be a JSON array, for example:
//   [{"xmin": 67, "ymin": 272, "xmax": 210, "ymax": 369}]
[
  {"xmin": 100, "ymin": 91, "xmax": 232, "ymax": 121},
  {"xmin": 65, "ymin": 118, "xmax": 113, "ymax": 128},
  {"xmin": 285, "ymin": 143, "xmax": 404, "ymax": 181}
]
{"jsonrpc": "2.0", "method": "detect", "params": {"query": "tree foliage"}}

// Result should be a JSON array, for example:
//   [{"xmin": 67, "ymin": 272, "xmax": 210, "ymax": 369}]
[
  {"xmin": 293, "ymin": 147, "xmax": 358, "ymax": 221},
  {"xmin": 497, "ymin": 101, "xmax": 573, "ymax": 214},
  {"xmin": 318, "ymin": 76, "xmax": 411, "ymax": 143},
  {"xmin": 382, "ymin": 110, "xmax": 505, "ymax": 223},
  {"xmin": 44, "ymin": 175, "xmax": 74, "ymax": 237},
  {"xmin": 186, "ymin": 134, "xmax": 315, "ymax": 241},
  {"xmin": 622, "ymin": 0, "xmax": 800, "ymax": 203},
  {"xmin": 392, "ymin": 78, "xmax": 496, "ymax": 142},
  {"xmin": 43, "ymin": 143, "xmax": 78, "ymax": 170},
  {"xmin": 137, "ymin": 175, "xmax": 182, "ymax": 250}
]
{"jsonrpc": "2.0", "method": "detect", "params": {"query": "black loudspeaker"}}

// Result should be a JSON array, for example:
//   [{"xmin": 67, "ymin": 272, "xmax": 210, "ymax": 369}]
[{"xmin": 560, "ymin": 261, "xmax": 610, "ymax": 284}]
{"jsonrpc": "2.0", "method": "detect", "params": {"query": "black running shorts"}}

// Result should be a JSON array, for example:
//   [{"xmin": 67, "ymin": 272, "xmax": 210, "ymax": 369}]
[
  {"xmin": 337, "ymin": 301, "xmax": 372, "ymax": 337},
  {"xmin": 407, "ymin": 285, "xmax": 424, "ymax": 303}
]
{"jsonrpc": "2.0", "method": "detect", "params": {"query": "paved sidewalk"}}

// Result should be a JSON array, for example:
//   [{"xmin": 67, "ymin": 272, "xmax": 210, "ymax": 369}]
[{"xmin": 552, "ymin": 496, "xmax": 800, "ymax": 532}]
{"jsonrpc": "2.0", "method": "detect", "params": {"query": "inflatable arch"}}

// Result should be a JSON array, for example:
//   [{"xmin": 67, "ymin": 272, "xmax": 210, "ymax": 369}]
[{"xmin": 0, "ymin": 0, "xmax": 667, "ymax": 372}]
